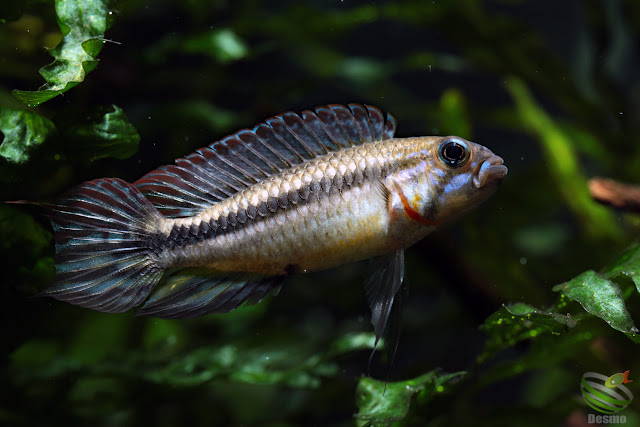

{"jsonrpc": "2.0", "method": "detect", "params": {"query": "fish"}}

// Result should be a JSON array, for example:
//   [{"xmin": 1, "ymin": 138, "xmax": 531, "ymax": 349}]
[
  {"xmin": 36, "ymin": 103, "xmax": 507, "ymax": 351},
  {"xmin": 605, "ymin": 371, "xmax": 633, "ymax": 388}
]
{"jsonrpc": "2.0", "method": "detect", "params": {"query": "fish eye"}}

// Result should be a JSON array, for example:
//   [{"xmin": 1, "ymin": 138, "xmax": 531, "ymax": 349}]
[{"xmin": 438, "ymin": 139, "xmax": 469, "ymax": 167}]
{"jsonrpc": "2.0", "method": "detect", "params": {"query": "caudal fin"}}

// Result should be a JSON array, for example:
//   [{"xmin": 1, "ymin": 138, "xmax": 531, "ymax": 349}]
[{"xmin": 40, "ymin": 178, "xmax": 166, "ymax": 312}]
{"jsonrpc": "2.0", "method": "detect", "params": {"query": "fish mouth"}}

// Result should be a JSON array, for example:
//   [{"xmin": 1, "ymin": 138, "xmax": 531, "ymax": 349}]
[{"xmin": 472, "ymin": 155, "xmax": 508, "ymax": 189}]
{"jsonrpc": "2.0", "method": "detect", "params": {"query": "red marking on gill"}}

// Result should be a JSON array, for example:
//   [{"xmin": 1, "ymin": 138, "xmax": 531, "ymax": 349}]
[{"xmin": 396, "ymin": 188, "xmax": 438, "ymax": 226}]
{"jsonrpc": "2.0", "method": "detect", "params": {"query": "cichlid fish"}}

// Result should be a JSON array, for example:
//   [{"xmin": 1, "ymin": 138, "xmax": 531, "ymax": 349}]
[{"xmin": 37, "ymin": 104, "xmax": 507, "ymax": 348}]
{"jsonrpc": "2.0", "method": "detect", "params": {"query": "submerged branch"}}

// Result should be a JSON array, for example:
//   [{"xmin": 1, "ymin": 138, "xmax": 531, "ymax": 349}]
[{"xmin": 589, "ymin": 177, "xmax": 640, "ymax": 213}]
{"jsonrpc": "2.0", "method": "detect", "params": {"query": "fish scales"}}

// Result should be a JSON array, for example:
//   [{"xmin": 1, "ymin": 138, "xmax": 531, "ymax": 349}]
[
  {"xmin": 157, "ymin": 138, "xmax": 417, "ymax": 275},
  {"xmin": 31, "ymin": 103, "xmax": 507, "ymax": 350}
]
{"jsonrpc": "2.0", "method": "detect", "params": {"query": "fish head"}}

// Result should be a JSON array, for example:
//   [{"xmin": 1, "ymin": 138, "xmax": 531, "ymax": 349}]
[
  {"xmin": 427, "ymin": 136, "xmax": 508, "ymax": 222},
  {"xmin": 386, "ymin": 136, "xmax": 507, "ymax": 232}
]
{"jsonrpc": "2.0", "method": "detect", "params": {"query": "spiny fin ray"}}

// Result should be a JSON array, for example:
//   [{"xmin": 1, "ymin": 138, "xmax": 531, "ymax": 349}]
[{"xmin": 134, "ymin": 104, "xmax": 397, "ymax": 217}]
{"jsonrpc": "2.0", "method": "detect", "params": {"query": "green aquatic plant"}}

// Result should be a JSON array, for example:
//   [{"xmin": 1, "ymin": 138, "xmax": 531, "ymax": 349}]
[{"xmin": 11, "ymin": 0, "xmax": 115, "ymax": 107}]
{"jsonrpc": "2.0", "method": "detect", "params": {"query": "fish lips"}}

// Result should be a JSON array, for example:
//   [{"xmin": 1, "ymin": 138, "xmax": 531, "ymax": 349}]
[{"xmin": 472, "ymin": 155, "xmax": 508, "ymax": 189}]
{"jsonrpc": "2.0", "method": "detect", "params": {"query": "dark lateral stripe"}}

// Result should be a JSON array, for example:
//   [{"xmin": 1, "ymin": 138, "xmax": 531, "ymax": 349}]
[{"xmin": 149, "ymin": 162, "xmax": 389, "ymax": 253}]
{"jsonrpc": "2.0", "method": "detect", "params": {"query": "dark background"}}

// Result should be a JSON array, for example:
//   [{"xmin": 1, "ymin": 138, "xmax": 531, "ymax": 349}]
[{"xmin": 1, "ymin": 0, "xmax": 640, "ymax": 425}]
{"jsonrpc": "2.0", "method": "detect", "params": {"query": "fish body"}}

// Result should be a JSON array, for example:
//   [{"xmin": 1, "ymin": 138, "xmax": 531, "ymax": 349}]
[
  {"xmin": 156, "ymin": 136, "xmax": 503, "ymax": 275},
  {"xmin": 38, "ymin": 104, "xmax": 507, "ymax": 343},
  {"xmin": 605, "ymin": 371, "xmax": 633, "ymax": 388}
]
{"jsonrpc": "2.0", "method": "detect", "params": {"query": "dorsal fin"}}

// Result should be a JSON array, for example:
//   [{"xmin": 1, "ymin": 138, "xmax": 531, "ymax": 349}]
[{"xmin": 134, "ymin": 104, "xmax": 397, "ymax": 217}]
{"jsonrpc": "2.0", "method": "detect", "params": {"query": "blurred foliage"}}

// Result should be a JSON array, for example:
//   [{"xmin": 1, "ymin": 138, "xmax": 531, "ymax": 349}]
[
  {"xmin": 0, "ymin": 107, "xmax": 55, "ymax": 163},
  {"xmin": 62, "ymin": 104, "xmax": 140, "ymax": 162},
  {"xmin": 2, "ymin": 0, "xmax": 640, "ymax": 425},
  {"xmin": 507, "ymin": 76, "xmax": 623, "ymax": 240},
  {"xmin": 0, "ymin": 104, "xmax": 138, "ymax": 182}
]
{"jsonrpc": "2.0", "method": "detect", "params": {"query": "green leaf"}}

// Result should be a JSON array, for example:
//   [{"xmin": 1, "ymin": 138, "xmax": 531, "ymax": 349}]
[
  {"xmin": 553, "ymin": 270, "xmax": 638, "ymax": 334},
  {"xmin": 355, "ymin": 370, "xmax": 465, "ymax": 425},
  {"xmin": 70, "ymin": 313, "xmax": 130, "ymax": 364},
  {"xmin": 328, "ymin": 332, "xmax": 377, "ymax": 357},
  {"xmin": 10, "ymin": 330, "xmax": 360, "ymax": 390},
  {"xmin": 183, "ymin": 29, "xmax": 249, "ymax": 63},
  {"xmin": 0, "ymin": 204, "xmax": 54, "ymax": 291},
  {"xmin": 474, "ymin": 327, "xmax": 596, "ymax": 390},
  {"xmin": 143, "ymin": 345, "xmax": 237, "ymax": 387},
  {"xmin": 0, "ymin": 107, "xmax": 56, "ymax": 163},
  {"xmin": 228, "ymin": 352, "xmax": 337, "ymax": 388},
  {"xmin": 11, "ymin": 340, "xmax": 60, "ymax": 367},
  {"xmin": 64, "ymin": 105, "xmax": 140, "ymax": 161},
  {"xmin": 478, "ymin": 303, "xmax": 575, "ymax": 363},
  {"xmin": 142, "ymin": 318, "xmax": 186, "ymax": 354},
  {"xmin": 0, "ymin": 204, "xmax": 52, "ymax": 257},
  {"xmin": 603, "ymin": 243, "xmax": 640, "ymax": 293},
  {"xmin": 12, "ymin": 0, "xmax": 115, "ymax": 107},
  {"xmin": 147, "ymin": 28, "xmax": 249, "ymax": 65}
]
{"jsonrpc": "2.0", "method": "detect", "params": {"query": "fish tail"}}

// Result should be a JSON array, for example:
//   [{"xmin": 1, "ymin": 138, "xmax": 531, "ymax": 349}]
[{"xmin": 39, "ymin": 178, "xmax": 166, "ymax": 312}]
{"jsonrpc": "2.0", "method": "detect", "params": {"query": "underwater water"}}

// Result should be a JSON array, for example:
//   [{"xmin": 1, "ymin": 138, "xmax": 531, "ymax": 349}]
[{"xmin": 1, "ymin": 0, "xmax": 640, "ymax": 425}]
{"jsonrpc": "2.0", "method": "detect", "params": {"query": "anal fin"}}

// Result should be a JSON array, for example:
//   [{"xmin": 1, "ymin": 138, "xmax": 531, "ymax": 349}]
[{"xmin": 136, "ymin": 268, "xmax": 284, "ymax": 319}]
